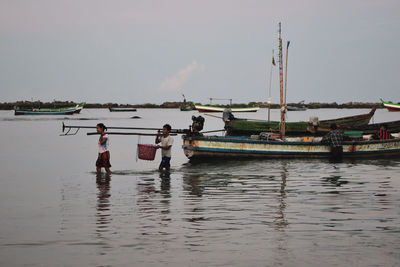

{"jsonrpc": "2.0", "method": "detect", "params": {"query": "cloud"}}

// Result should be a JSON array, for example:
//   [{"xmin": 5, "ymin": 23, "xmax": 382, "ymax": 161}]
[{"xmin": 159, "ymin": 61, "xmax": 203, "ymax": 92}]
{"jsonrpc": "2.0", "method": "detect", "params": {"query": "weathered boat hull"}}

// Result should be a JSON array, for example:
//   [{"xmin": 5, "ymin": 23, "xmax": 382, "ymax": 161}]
[
  {"xmin": 287, "ymin": 106, "xmax": 307, "ymax": 111},
  {"xmin": 310, "ymin": 120, "xmax": 400, "ymax": 135},
  {"xmin": 180, "ymin": 105, "xmax": 193, "ymax": 111},
  {"xmin": 14, "ymin": 109, "xmax": 76, "ymax": 115},
  {"xmin": 380, "ymin": 99, "xmax": 400, "ymax": 112},
  {"xmin": 14, "ymin": 103, "xmax": 84, "ymax": 115},
  {"xmin": 194, "ymin": 104, "xmax": 259, "ymax": 113},
  {"xmin": 108, "ymin": 107, "xmax": 137, "ymax": 112},
  {"xmin": 182, "ymin": 135, "xmax": 400, "ymax": 159},
  {"xmin": 225, "ymin": 108, "xmax": 376, "ymax": 136}
]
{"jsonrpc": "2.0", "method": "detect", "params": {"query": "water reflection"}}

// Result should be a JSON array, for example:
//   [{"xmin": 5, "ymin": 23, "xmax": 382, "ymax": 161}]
[
  {"xmin": 323, "ymin": 175, "xmax": 348, "ymax": 187},
  {"xmin": 182, "ymin": 172, "xmax": 203, "ymax": 197},
  {"xmin": 95, "ymin": 173, "xmax": 112, "ymax": 237},
  {"xmin": 160, "ymin": 171, "xmax": 171, "ymax": 193},
  {"xmin": 135, "ymin": 172, "xmax": 172, "ymax": 239},
  {"xmin": 274, "ymin": 162, "xmax": 288, "ymax": 231}
]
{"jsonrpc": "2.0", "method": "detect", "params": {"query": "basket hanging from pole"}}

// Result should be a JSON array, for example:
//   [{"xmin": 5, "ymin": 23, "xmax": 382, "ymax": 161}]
[{"xmin": 137, "ymin": 144, "xmax": 157, "ymax": 161}]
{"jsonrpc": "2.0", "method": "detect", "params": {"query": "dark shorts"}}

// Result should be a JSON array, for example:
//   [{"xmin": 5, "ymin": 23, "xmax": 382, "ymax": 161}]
[
  {"xmin": 96, "ymin": 152, "xmax": 111, "ymax": 168},
  {"xmin": 159, "ymin": 156, "xmax": 171, "ymax": 169},
  {"xmin": 331, "ymin": 146, "xmax": 343, "ymax": 158}
]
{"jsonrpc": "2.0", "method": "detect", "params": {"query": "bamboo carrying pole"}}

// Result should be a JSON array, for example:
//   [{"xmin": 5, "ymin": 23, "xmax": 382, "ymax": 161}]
[
  {"xmin": 87, "ymin": 132, "xmax": 178, "ymax": 136},
  {"xmin": 61, "ymin": 122, "xmax": 224, "ymax": 136}
]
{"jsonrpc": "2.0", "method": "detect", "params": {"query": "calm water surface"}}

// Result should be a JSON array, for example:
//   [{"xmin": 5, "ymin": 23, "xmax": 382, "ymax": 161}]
[{"xmin": 0, "ymin": 108, "xmax": 399, "ymax": 266}]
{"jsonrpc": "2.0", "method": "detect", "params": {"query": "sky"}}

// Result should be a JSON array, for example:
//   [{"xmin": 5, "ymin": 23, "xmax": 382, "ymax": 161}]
[{"xmin": 0, "ymin": 0, "xmax": 399, "ymax": 105}]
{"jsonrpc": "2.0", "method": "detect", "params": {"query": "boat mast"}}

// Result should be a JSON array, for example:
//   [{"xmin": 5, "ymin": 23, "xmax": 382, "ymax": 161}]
[
  {"xmin": 278, "ymin": 22, "xmax": 286, "ymax": 139},
  {"xmin": 285, "ymin": 41, "xmax": 290, "ymax": 118},
  {"xmin": 267, "ymin": 49, "xmax": 274, "ymax": 122}
]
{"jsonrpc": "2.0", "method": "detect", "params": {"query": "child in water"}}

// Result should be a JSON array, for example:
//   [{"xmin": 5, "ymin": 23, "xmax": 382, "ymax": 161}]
[
  {"xmin": 96, "ymin": 123, "xmax": 111, "ymax": 174},
  {"xmin": 155, "ymin": 124, "xmax": 174, "ymax": 172}
]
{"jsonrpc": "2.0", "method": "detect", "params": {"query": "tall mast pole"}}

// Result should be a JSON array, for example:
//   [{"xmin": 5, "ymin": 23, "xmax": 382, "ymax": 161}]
[
  {"xmin": 278, "ymin": 22, "xmax": 285, "ymax": 140},
  {"xmin": 284, "ymin": 41, "xmax": 290, "ymax": 119},
  {"xmin": 267, "ymin": 49, "xmax": 274, "ymax": 122}
]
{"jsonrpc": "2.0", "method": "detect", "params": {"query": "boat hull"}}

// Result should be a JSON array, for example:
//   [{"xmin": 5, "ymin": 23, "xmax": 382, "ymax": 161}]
[
  {"xmin": 109, "ymin": 107, "xmax": 137, "ymax": 112},
  {"xmin": 194, "ymin": 104, "xmax": 259, "ymax": 113},
  {"xmin": 180, "ymin": 106, "xmax": 193, "ymax": 111},
  {"xmin": 380, "ymin": 99, "xmax": 400, "ymax": 112},
  {"xmin": 287, "ymin": 106, "xmax": 307, "ymax": 111},
  {"xmin": 182, "ymin": 135, "xmax": 400, "ymax": 159},
  {"xmin": 14, "ymin": 109, "xmax": 76, "ymax": 115},
  {"xmin": 225, "ymin": 108, "xmax": 376, "ymax": 136},
  {"xmin": 14, "ymin": 103, "xmax": 84, "ymax": 116}
]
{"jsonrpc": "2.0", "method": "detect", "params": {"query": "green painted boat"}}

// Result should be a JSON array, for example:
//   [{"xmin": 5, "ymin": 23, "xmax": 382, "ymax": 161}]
[
  {"xmin": 225, "ymin": 108, "xmax": 376, "ymax": 136},
  {"xmin": 194, "ymin": 103, "xmax": 259, "ymax": 113},
  {"xmin": 380, "ymin": 98, "xmax": 400, "ymax": 112},
  {"xmin": 180, "ymin": 105, "xmax": 193, "ymax": 111},
  {"xmin": 14, "ymin": 103, "xmax": 84, "ymax": 115}
]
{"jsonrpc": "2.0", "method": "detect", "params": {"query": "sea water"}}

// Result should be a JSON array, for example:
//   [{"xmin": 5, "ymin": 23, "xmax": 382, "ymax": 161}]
[{"xmin": 0, "ymin": 108, "xmax": 399, "ymax": 266}]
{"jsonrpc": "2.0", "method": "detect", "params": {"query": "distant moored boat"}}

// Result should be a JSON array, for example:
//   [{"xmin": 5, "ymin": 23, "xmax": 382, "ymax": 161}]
[
  {"xmin": 14, "ymin": 103, "xmax": 84, "ymax": 115},
  {"xmin": 109, "ymin": 107, "xmax": 137, "ymax": 112},
  {"xmin": 380, "ymin": 99, "xmax": 400, "ymax": 112}
]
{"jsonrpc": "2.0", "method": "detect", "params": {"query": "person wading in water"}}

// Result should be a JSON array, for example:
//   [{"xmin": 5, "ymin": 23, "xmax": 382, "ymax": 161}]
[
  {"xmin": 155, "ymin": 124, "xmax": 174, "ymax": 172},
  {"xmin": 96, "ymin": 123, "xmax": 111, "ymax": 174}
]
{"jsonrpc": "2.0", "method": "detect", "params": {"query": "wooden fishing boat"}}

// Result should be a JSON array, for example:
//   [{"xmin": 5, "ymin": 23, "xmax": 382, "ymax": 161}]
[
  {"xmin": 287, "ymin": 100, "xmax": 307, "ymax": 111},
  {"xmin": 225, "ymin": 108, "xmax": 376, "ymax": 136},
  {"xmin": 14, "ymin": 103, "xmax": 84, "ymax": 115},
  {"xmin": 194, "ymin": 104, "xmax": 259, "ymax": 113},
  {"xmin": 108, "ymin": 107, "xmax": 137, "ymax": 112},
  {"xmin": 308, "ymin": 120, "xmax": 400, "ymax": 135},
  {"xmin": 183, "ymin": 24, "xmax": 400, "ymax": 160},
  {"xmin": 286, "ymin": 106, "xmax": 307, "ymax": 111},
  {"xmin": 180, "ymin": 105, "xmax": 193, "ymax": 111},
  {"xmin": 182, "ymin": 134, "xmax": 400, "ymax": 159},
  {"xmin": 194, "ymin": 97, "xmax": 259, "ymax": 113},
  {"xmin": 380, "ymin": 99, "xmax": 400, "ymax": 112},
  {"xmin": 179, "ymin": 94, "xmax": 194, "ymax": 111}
]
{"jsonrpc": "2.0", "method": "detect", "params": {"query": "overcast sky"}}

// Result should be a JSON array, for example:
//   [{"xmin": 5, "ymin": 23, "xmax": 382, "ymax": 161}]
[{"xmin": 0, "ymin": 0, "xmax": 399, "ymax": 104}]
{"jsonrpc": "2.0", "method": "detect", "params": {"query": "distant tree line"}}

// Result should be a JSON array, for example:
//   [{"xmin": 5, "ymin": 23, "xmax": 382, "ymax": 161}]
[{"xmin": 0, "ymin": 100, "xmax": 383, "ymax": 110}]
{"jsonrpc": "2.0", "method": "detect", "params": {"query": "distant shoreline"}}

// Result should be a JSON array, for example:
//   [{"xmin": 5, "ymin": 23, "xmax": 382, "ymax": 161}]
[{"xmin": 0, "ymin": 100, "xmax": 383, "ymax": 110}]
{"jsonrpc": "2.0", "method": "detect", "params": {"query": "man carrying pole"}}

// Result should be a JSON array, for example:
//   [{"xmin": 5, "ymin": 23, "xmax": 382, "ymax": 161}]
[{"xmin": 155, "ymin": 124, "xmax": 174, "ymax": 172}]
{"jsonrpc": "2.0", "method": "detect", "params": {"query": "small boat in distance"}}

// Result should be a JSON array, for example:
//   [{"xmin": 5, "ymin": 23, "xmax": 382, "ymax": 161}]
[
  {"xmin": 194, "ymin": 98, "xmax": 259, "ymax": 113},
  {"xmin": 195, "ymin": 104, "xmax": 260, "ymax": 113},
  {"xmin": 109, "ymin": 107, "xmax": 137, "ymax": 112},
  {"xmin": 380, "ymin": 99, "xmax": 400, "ymax": 112},
  {"xmin": 287, "ymin": 100, "xmax": 307, "ymax": 111},
  {"xmin": 14, "ymin": 103, "xmax": 84, "ymax": 115},
  {"xmin": 180, "ymin": 94, "xmax": 194, "ymax": 111}
]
